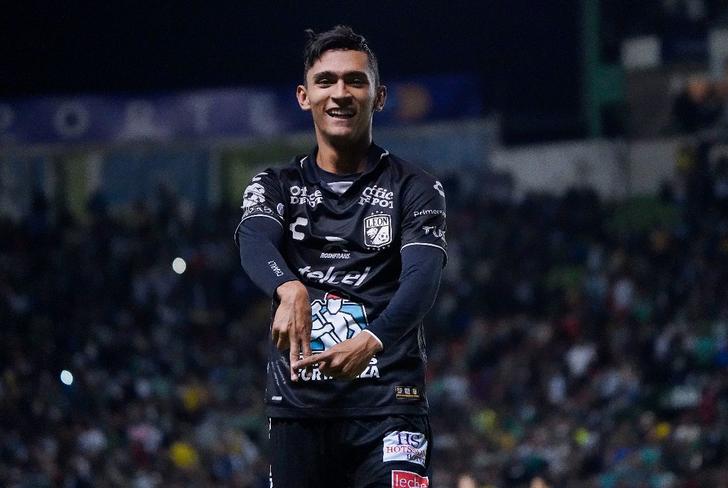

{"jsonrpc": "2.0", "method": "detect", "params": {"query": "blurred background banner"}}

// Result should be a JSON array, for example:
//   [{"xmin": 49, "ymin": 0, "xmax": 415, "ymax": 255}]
[{"xmin": 0, "ymin": 75, "xmax": 481, "ymax": 146}]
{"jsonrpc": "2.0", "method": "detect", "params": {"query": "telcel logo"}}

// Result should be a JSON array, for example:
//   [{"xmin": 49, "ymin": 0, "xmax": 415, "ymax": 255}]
[{"xmin": 297, "ymin": 266, "xmax": 371, "ymax": 287}]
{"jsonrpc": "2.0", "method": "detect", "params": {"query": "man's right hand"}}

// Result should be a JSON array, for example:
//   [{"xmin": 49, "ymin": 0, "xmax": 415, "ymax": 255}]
[{"xmin": 273, "ymin": 281, "xmax": 312, "ymax": 381}]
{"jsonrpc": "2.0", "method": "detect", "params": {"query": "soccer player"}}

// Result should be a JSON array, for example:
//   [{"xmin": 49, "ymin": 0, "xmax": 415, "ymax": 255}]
[{"xmin": 235, "ymin": 25, "xmax": 446, "ymax": 487}]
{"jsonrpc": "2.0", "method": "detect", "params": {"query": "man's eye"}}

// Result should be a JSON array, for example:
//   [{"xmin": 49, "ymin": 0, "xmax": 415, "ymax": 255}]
[{"xmin": 318, "ymin": 79, "xmax": 333, "ymax": 85}]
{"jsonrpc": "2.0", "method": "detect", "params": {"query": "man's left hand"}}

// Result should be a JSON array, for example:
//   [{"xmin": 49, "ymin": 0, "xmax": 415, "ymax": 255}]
[{"xmin": 292, "ymin": 332, "xmax": 383, "ymax": 380}]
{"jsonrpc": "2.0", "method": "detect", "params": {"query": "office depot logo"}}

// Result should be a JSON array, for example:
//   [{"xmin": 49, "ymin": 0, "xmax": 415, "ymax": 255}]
[{"xmin": 391, "ymin": 470, "xmax": 429, "ymax": 488}]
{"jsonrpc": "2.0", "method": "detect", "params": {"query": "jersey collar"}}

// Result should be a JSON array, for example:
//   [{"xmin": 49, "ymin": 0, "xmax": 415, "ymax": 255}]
[{"xmin": 298, "ymin": 144, "xmax": 390, "ymax": 186}]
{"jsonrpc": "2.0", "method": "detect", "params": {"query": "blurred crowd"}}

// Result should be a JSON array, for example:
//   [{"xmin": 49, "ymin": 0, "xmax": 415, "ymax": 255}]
[
  {"xmin": 2, "ymin": 139, "xmax": 728, "ymax": 487},
  {"xmin": 671, "ymin": 75, "xmax": 728, "ymax": 134}
]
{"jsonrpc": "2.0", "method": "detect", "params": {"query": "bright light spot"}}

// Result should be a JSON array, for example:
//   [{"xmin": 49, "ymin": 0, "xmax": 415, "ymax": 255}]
[
  {"xmin": 172, "ymin": 257, "xmax": 187, "ymax": 274},
  {"xmin": 60, "ymin": 370, "xmax": 74, "ymax": 385}
]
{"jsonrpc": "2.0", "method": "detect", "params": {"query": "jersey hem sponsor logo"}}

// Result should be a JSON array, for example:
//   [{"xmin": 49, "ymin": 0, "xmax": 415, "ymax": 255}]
[
  {"xmin": 391, "ymin": 470, "xmax": 429, "ymax": 487},
  {"xmin": 295, "ymin": 357, "xmax": 380, "ymax": 381}
]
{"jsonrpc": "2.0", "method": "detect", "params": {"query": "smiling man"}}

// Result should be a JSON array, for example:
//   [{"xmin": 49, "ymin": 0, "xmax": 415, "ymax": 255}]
[{"xmin": 235, "ymin": 25, "xmax": 446, "ymax": 487}]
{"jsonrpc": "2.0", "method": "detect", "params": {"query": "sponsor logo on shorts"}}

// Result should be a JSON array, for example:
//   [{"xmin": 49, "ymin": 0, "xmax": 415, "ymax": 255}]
[
  {"xmin": 383, "ymin": 431, "xmax": 428, "ymax": 467},
  {"xmin": 395, "ymin": 386, "xmax": 422, "ymax": 401},
  {"xmin": 391, "ymin": 470, "xmax": 429, "ymax": 487}
]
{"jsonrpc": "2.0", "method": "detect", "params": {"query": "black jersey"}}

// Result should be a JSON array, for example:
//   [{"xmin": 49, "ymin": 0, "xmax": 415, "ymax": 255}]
[{"xmin": 238, "ymin": 144, "xmax": 447, "ymax": 418}]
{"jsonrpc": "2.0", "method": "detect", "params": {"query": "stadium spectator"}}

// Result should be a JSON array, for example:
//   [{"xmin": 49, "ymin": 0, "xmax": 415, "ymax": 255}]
[{"xmin": 671, "ymin": 76, "xmax": 723, "ymax": 134}]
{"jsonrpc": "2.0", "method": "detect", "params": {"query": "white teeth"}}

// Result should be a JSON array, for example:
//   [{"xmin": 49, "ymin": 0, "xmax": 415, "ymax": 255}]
[{"xmin": 327, "ymin": 109, "xmax": 354, "ymax": 117}]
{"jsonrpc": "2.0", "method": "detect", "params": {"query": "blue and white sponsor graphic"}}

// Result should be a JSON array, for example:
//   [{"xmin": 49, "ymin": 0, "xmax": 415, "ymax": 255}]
[{"xmin": 310, "ymin": 293, "xmax": 369, "ymax": 352}]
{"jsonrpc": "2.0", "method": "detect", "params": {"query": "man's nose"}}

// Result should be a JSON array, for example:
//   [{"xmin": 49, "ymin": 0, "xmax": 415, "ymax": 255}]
[{"xmin": 332, "ymin": 80, "xmax": 351, "ymax": 100}]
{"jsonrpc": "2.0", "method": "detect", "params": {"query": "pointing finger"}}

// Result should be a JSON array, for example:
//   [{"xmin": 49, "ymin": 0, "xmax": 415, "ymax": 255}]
[
  {"xmin": 302, "ymin": 336, "xmax": 312, "ymax": 359},
  {"xmin": 293, "ymin": 351, "xmax": 326, "ymax": 370},
  {"xmin": 289, "ymin": 338, "xmax": 300, "ymax": 382}
]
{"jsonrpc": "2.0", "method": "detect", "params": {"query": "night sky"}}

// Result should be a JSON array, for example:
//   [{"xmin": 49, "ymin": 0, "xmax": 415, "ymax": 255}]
[{"xmin": 3, "ymin": 1, "xmax": 583, "ymax": 141}]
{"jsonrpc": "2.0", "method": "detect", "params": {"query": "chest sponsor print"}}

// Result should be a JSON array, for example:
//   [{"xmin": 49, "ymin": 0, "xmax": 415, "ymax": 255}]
[
  {"xmin": 289, "ymin": 185, "xmax": 323, "ymax": 208},
  {"xmin": 359, "ymin": 184, "xmax": 394, "ymax": 208},
  {"xmin": 364, "ymin": 214, "xmax": 392, "ymax": 248}
]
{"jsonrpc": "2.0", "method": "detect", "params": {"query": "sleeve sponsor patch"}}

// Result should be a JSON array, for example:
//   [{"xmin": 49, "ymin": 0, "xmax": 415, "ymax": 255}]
[{"xmin": 383, "ymin": 431, "xmax": 428, "ymax": 466}]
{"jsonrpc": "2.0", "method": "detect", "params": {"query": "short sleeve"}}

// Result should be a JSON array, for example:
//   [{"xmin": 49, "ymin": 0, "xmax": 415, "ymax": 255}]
[
  {"xmin": 234, "ymin": 170, "xmax": 286, "ymax": 246},
  {"xmin": 400, "ymin": 175, "xmax": 447, "ymax": 261}
]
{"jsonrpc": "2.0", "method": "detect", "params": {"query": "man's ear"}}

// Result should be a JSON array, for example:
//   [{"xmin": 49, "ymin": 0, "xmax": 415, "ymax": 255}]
[
  {"xmin": 296, "ymin": 85, "xmax": 311, "ymax": 111},
  {"xmin": 374, "ymin": 85, "xmax": 387, "ymax": 112}
]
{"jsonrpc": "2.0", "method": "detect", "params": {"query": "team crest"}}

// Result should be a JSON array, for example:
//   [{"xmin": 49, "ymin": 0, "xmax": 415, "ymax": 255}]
[{"xmin": 364, "ymin": 214, "xmax": 392, "ymax": 248}]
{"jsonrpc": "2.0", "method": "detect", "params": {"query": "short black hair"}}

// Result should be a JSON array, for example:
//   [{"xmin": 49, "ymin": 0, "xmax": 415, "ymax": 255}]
[{"xmin": 302, "ymin": 25, "xmax": 380, "ymax": 86}]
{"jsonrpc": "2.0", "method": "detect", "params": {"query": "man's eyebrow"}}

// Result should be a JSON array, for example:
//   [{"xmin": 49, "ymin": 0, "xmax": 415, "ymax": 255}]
[
  {"xmin": 312, "ymin": 70, "xmax": 370, "ymax": 81},
  {"xmin": 312, "ymin": 71, "xmax": 336, "ymax": 81},
  {"xmin": 344, "ymin": 71, "xmax": 370, "ymax": 80}
]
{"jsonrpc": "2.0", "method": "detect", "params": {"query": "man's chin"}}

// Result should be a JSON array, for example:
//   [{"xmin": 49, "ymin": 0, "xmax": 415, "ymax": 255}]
[{"xmin": 321, "ymin": 128, "xmax": 363, "ymax": 145}]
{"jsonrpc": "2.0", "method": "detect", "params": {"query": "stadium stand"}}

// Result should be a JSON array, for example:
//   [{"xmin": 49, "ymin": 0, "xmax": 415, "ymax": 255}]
[{"xmin": 2, "ymin": 138, "xmax": 727, "ymax": 487}]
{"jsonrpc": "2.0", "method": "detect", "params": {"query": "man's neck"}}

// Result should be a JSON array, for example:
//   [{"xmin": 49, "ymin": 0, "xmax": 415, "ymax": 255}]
[{"xmin": 315, "ymin": 136, "xmax": 372, "ymax": 175}]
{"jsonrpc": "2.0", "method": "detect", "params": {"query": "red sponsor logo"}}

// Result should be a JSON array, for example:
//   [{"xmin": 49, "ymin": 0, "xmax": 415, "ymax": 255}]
[{"xmin": 391, "ymin": 470, "xmax": 429, "ymax": 488}]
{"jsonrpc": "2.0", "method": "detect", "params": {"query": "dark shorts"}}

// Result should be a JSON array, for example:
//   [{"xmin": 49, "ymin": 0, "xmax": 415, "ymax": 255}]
[{"xmin": 269, "ymin": 415, "xmax": 432, "ymax": 488}]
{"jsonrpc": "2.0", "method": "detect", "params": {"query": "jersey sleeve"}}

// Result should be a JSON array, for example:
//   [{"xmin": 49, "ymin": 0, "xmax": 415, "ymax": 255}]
[
  {"xmin": 234, "ymin": 170, "xmax": 286, "ymax": 247},
  {"xmin": 400, "ymin": 174, "xmax": 447, "ymax": 261}
]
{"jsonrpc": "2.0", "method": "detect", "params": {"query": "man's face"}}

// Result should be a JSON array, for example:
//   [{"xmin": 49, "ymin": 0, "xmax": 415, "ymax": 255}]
[{"xmin": 297, "ymin": 49, "xmax": 385, "ymax": 145}]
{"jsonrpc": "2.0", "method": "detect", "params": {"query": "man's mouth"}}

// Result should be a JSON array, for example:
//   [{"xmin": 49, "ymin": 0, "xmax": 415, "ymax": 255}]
[{"xmin": 326, "ymin": 108, "xmax": 355, "ymax": 119}]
